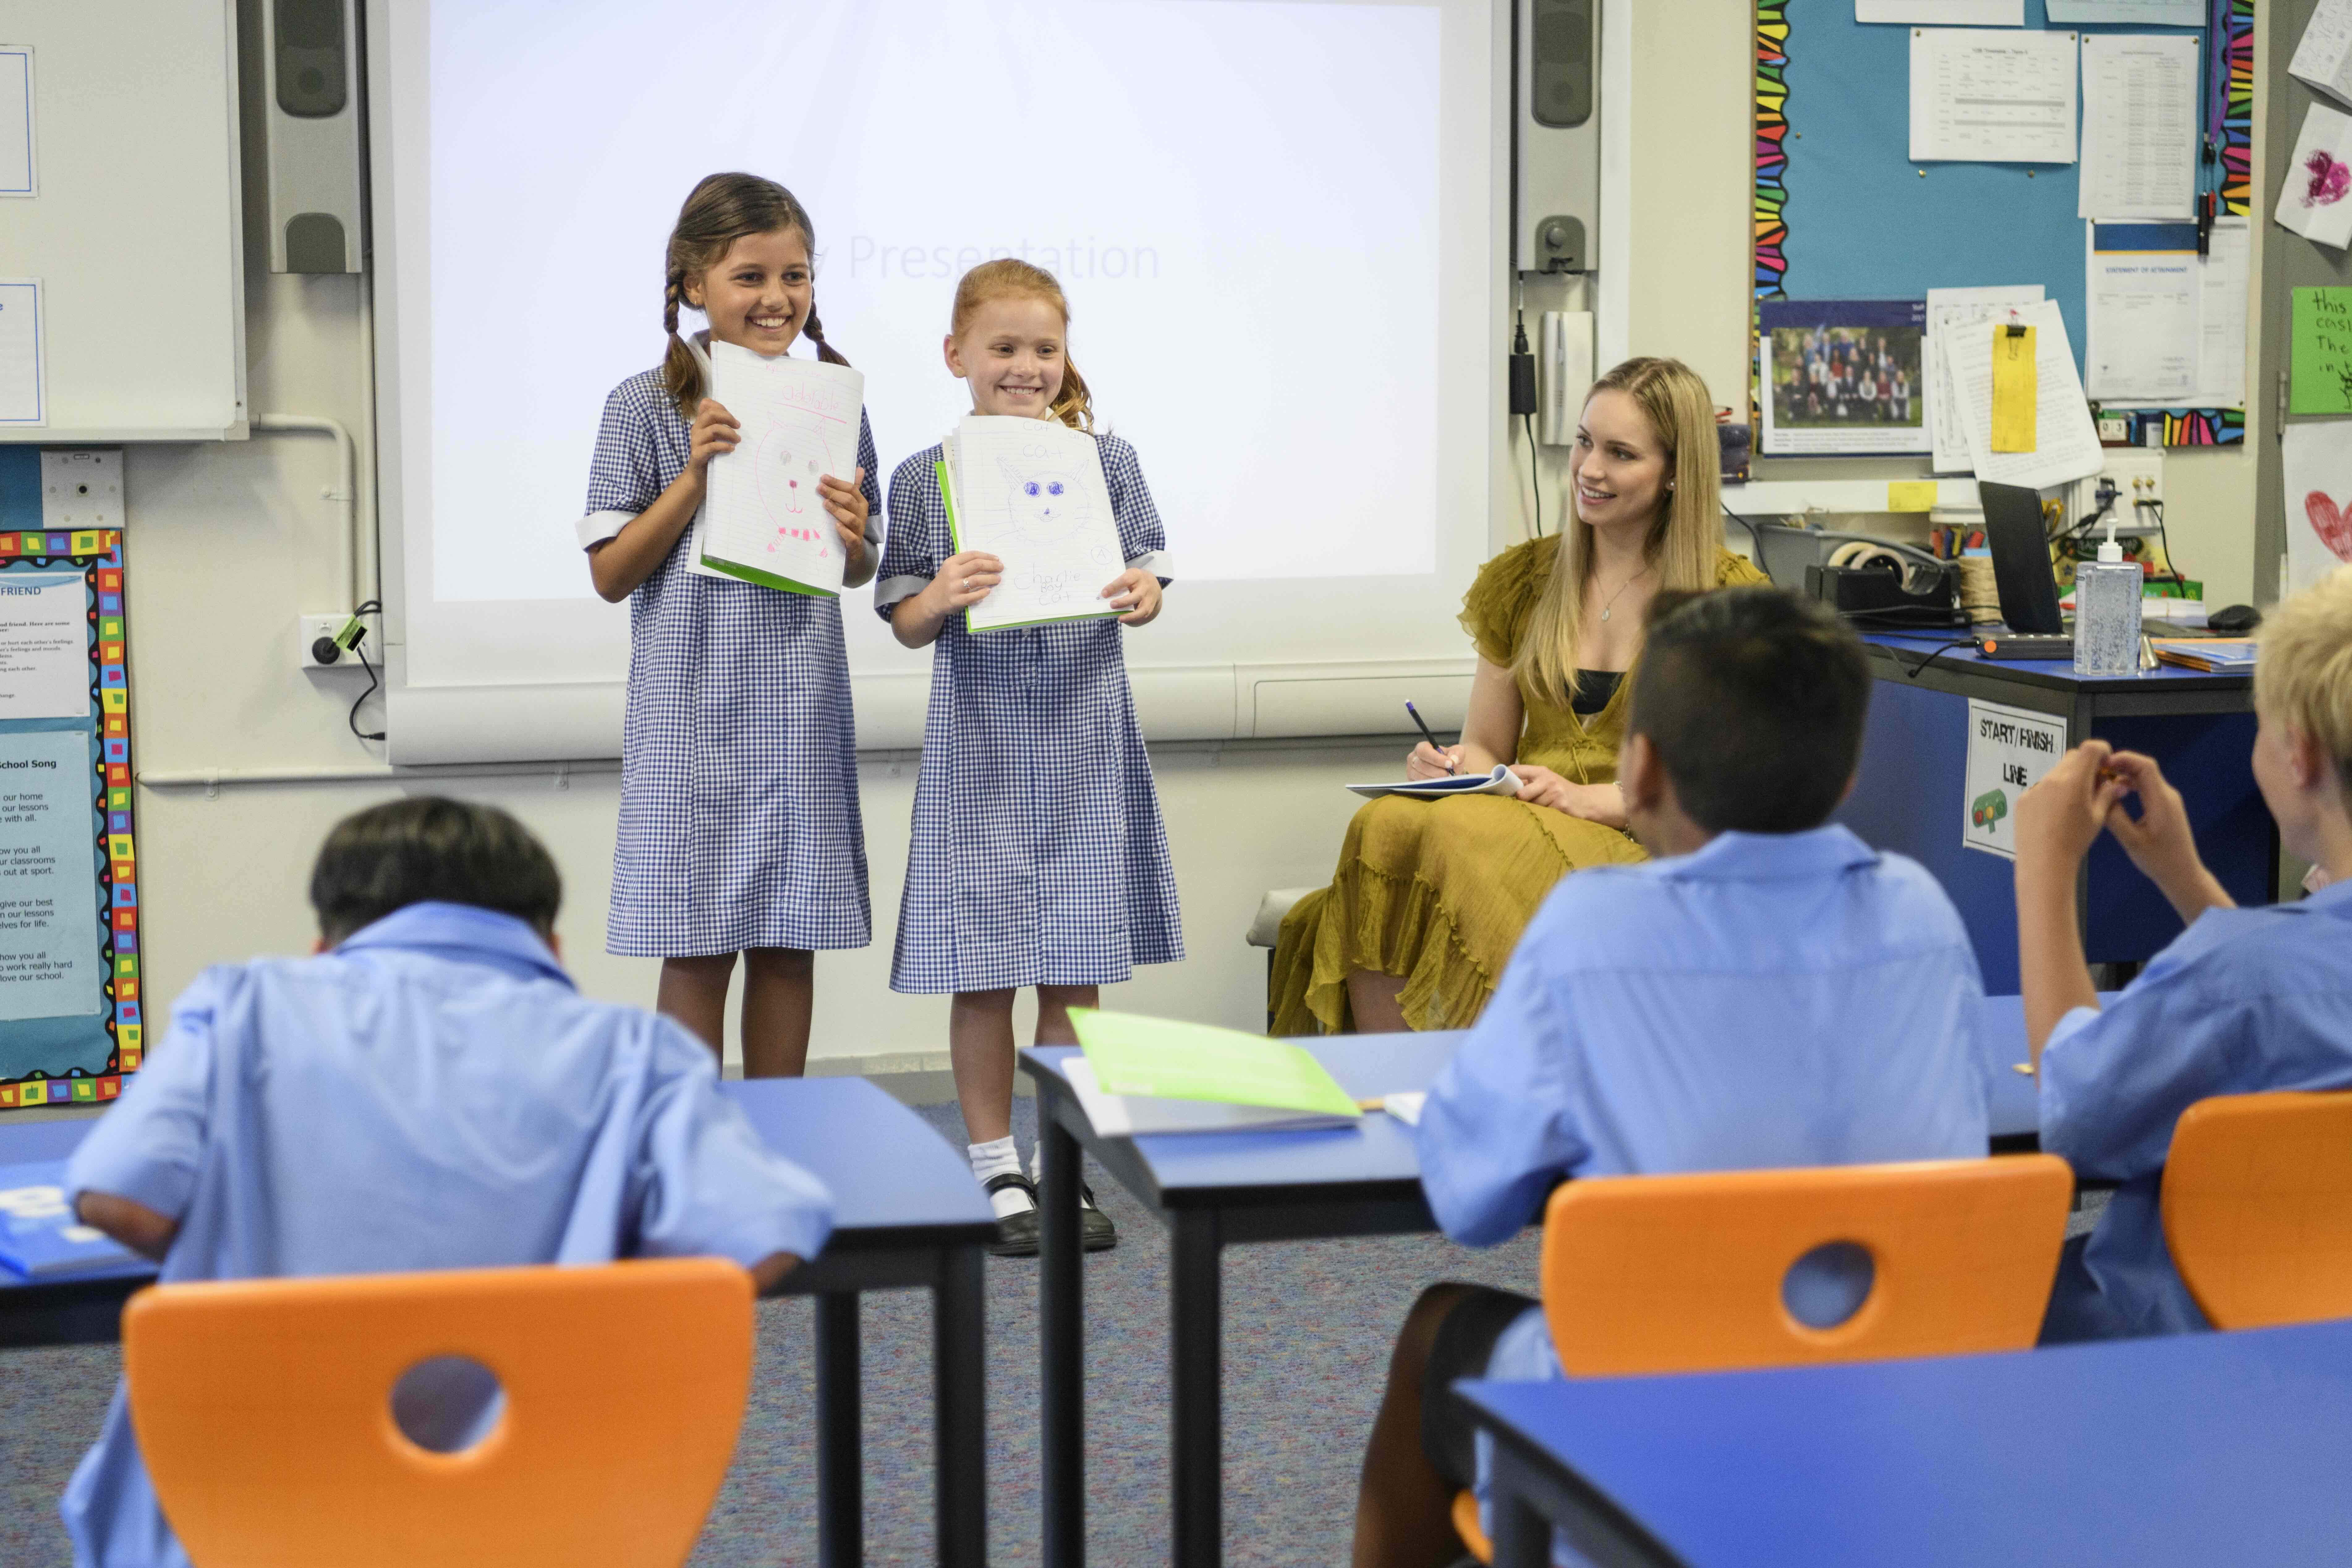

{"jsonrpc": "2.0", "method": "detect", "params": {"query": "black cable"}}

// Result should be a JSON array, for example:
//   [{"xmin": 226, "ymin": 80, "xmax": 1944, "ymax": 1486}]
[
  {"xmin": 1523, "ymin": 412, "xmax": 1543, "ymax": 538},
  {"xmin": 1719, "ymin": 499, "xmax": 1760, "ymax": 552},
  {"xmin": 1884, "ymin": 634, "xmax": 1981, "ymax": 680},
  {"xmin": 347, "ymin": 599, "xmax": 386, "ymax": 742}
]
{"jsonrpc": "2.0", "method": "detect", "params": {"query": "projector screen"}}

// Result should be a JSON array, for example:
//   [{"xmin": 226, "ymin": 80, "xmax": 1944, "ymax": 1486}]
[{"xmin": 370, "ymin": 0, "xmax": 1503, "ymax": 762}]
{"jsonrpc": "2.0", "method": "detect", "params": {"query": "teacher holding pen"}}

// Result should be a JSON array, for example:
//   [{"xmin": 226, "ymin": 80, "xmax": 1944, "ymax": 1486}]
[{"xmin": 1269, "ymin": 358, "xmax": 1767, "ymax": 1034}]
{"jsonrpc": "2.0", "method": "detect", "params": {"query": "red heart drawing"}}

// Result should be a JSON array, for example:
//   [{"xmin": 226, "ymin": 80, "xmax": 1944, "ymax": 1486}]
[{"xmin": 2308, "ymin": 491, "xmax": 2352, "ymax": 563}]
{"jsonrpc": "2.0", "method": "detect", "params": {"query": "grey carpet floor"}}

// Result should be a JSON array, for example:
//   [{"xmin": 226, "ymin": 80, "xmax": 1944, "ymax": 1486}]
[{"xmin": 1, "ymin": 1097, "xmax": 1541, "ymax": 1567}]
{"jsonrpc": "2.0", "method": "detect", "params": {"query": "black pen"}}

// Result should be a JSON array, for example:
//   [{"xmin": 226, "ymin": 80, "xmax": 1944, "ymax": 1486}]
[{"xmin": 1405, "ymin": 701, "xmax": 1456, "ymax": 776}]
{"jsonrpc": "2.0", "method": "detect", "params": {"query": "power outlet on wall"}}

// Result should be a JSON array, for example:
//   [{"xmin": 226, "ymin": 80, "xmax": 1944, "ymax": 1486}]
[
  {"xmin": 2097, "ymin": 449, "xmax": 2163, "ymax": 514},
  {"xmin": 298, "ymin": 612, "xmax": 381, "ymax": 671}
]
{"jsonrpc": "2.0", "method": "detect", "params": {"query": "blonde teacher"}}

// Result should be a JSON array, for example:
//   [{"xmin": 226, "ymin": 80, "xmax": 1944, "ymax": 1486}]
[{"xmin": 1270, "ymin": 357, "xmax": 1767, "ymax": 1034}]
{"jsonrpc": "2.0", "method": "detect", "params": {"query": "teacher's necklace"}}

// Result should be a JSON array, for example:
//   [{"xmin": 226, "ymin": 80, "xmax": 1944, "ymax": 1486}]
[{"xmin": 1596, "ymin": 562, "xmax": 1652, "ymax": 622}]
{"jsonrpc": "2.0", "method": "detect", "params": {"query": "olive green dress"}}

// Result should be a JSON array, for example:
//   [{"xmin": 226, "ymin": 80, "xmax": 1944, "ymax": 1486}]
[{"xmin": 1269, "ymin": 538, "xmax": 1768, "ymax": 1034}]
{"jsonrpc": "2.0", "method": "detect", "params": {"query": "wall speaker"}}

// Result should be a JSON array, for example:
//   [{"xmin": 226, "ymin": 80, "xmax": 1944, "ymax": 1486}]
[
  {"xmin": 262, "ymin": 0, "xmax": 364, "ymax": 274},
  {"xmin": 1515, "ymin": 0, "xmax": 1601, "ymax": 275}
]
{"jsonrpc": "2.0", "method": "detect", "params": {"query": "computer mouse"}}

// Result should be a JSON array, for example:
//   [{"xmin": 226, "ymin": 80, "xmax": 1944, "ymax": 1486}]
[{"xmin": 2210, "ymin": 604, "xmax": 2261, "ymax": 635}]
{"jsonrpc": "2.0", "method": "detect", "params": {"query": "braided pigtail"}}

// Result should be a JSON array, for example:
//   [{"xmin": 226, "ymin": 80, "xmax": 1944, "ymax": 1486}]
[
  {"xmin": 659, "ymin": 269, "xmax": 704, "ymax": 419},
  {"xmin": 802, "ymin": 302, "xmax": 852, "ymax": 368}
]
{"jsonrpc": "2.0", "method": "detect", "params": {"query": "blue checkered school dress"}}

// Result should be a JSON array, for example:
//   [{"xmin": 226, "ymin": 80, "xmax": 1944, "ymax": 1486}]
[
  {"xmin": 579, "ymin": 357, "xmax": 879, "ymax": 958},
  {"xmin": 875, "ymin": 432, "xmax": 1184, "ymax": 993}
]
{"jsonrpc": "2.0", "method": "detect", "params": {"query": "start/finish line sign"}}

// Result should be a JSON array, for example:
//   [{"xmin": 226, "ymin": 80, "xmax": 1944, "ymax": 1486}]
[{"xmin": 1963, "ymin": 699, "xmax": 2066, "ymax": 860}]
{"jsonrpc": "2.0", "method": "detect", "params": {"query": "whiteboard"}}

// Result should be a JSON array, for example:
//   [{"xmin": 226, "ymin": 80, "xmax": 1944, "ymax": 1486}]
[{"xmin": 0, "ymin": 2, "xmax": 245, "ymax": 442}]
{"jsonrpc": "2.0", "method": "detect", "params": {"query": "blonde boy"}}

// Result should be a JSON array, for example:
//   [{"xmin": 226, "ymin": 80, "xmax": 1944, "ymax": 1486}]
[{"xmin": 2015, "ymin": 566, "xmax": 2352, "ymax": 1339}]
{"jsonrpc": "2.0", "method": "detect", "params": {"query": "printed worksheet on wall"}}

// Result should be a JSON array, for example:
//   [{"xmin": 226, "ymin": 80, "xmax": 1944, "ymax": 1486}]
[
  {"xmin": 947, "ymin": 415, "xmax": 1127, "ymax": 633},
  {"xmin": 1946, "ymin": 299, "xmax": 2104, "ymax": 489},
  {"xmin": 2077, "ymin": 34, "xmax": 2198, "ymax": 220},
  {"xmin": 2086, "ymin": 224, "xmax": 2200, "ymax": 403},
  {"xmin": 0, "ymin": 46, "xmax": 33, "ymax": 198},
  {"xmin": 697, "ymin": 342, "xmax": 865, "ymax": 596},
  {"xmin": 1910, "ymin": 28, "xmax": 2078, "ymax": 165},
  {"xmin": 1925, "ymin": 284, "xmax": 2044, "ymax": 474}
]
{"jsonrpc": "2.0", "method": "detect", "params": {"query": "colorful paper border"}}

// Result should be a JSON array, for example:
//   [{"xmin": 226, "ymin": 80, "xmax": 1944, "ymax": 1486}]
[{"xmin": 0, "ymin": 529, "xmax": 140, "ymax": 1111}]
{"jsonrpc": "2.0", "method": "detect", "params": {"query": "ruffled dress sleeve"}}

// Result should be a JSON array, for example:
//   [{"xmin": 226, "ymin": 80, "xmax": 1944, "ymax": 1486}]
[
  {"xmin": 1457, "ymin": 536, "xmax": 1561, "ymax": 666},
  {"xmin": 1715, "ymin": 547, "xmax": 1769, "ymax": 588}
]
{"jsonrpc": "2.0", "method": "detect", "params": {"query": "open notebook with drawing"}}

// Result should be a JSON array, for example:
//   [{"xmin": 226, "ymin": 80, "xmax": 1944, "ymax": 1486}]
[{"xmin": 940, "ymin": 415, "xmax": 1129, "ymax": 633}]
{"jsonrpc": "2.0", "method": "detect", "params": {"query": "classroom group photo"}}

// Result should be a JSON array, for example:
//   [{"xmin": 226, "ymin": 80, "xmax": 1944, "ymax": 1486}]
[{"xmin": 7, "ymin": 2, "xmax": 2352, "ymax": 1566}]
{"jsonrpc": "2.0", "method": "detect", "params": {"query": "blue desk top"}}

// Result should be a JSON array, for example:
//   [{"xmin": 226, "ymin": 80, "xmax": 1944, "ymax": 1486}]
[
  {"xmin": 1461, "ymin": 1317, "xmax": 2352, "ymax": 1567},
  {"xmin": 1027, "ymin": 995, "xmax": 2052, "ymax": 1191},
  {"xmin": 1025, "ymin": 1033, "xmax": 1459, "ymax": 1197},
  {"xmin": 0, "ymin": 1077, "xmax": 989, "ymax": 1294},
  {"xmin": 1862, "ymin": 630, "xmax": 2250, "ymax": 692}
]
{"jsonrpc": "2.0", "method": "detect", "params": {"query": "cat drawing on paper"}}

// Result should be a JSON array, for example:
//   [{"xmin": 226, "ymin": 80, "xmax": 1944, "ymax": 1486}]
[
  {"xmin": 757, "ymin": 417, "xmax": 834, "ymax": 558},
  {"xmin": 995, "ymin": 456, "xmax": 1096, "ymax": 548}
]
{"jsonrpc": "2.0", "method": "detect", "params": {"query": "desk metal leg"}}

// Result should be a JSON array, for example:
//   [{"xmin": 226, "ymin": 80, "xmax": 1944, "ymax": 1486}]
[
  {"xmin": 814, "ymin": 1290, "xmax": 862, "ymax": 1568},
  {"xmin": 1171, "ymin": 1209, "xmax": 1221, "ymax": 1568},
  {"xmin": 935, "ymin": 1244, "xmax": 988, "ymax": 1568},
  {"xmin": 1488, "ymin": 1466, "xmax": 1550, "ymax": 1568},
  {"xmin": 1040, "ymin": 1117, "xmax": 1086, "ymax": 1568}
]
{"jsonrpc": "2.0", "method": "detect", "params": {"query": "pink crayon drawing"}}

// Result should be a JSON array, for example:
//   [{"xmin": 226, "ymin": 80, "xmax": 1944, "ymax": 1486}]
[
  {"xmin": 754, "ymin": 416, "xmax": 841, "ymax": 559},
  {"xmin": 2305, "ymin": 151, "xmax": 2351, "ymax": 209},
  {"xmin": 2307, "ymin": 490, "xmax": 2352, "ymax": 564}
]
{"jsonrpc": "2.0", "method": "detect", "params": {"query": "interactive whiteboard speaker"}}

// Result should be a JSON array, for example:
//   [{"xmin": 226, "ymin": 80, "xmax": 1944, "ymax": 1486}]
[
  {"xmin": 1515, "ymin": 0, "xmax": 1600, "ymax": 274},
  {"xmin": 263, "ymin": 0, "xmax": 364, "ymax": 274}
]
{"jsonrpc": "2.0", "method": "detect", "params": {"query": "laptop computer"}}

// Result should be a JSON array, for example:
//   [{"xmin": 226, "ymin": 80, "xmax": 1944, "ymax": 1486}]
[{"xmin": 1977, "ymin": 481, "xmax": 2067, "ymax": 638}]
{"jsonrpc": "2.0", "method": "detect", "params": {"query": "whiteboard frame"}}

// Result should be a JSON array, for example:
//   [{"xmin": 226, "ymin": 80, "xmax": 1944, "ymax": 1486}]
[{"xmin": 0, "ymin": 1, "xmax": 247, "ymax": 443}]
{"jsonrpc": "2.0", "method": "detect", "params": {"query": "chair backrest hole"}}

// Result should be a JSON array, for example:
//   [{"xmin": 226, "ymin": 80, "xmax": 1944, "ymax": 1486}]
[
  {"xmin": 1782, "ymin": 1240, "xmax": 1875, "ymax": 1330},
  {"xmin": 390, "ymin": 1354, "xmax": 506, "ymax": 1455}
]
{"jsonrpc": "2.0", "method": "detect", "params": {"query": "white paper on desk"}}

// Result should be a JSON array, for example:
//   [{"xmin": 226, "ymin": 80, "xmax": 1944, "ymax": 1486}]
[
  {"xmin": 0, "ymin": 279, "xmax": 42, "ymax": 427},
  {"xmin": 2276, "ymin": 103, "xmax": 2352, "ymax": 251},
  {"xmin": 1063, "ymin": 1057, "xmax": 1359, "ymax": 1136},
  {"xmin": 1926, "ymin": 285, "xmax": 2044, "ymax": 474},
  {"xmin": 0, "ymin": 47, "xmax": 33, "ymax": 198},
  {"xmin": 1910, "ymin": 28, "xmax": 2078, "ymax": 165},
  {"xmin": 2047, "ymin": 0, "xmax": 2202, "ymax": 25},
  {"xmin": 1948, "ymin": 300, "xmax": 2104, "ymax": 490},
  {"xmin": 2284, "ymin": 421, "xmax": 2352, "ymax": 596},
  {"xmin": 950, "ymin": 415, "xmax": 1127, "ymax": 633},
  {"xmin": 2086, "ymin": 225, "xmax": 2199, "ymax": 403},
  {"xmin": 2290, "ymin": 0, "xmax": 2352, "ymax": 110},
  {"xmin": 2077, "ymin": 35, "xmax": 2198, "ymax": 220},
  {"xmin": 1857, "ymin": 0, "xmax": 2020, "ymax": 23},
  {"xmin": 698, "ymin": 342, "xmax": 864, "ymax": 596}
]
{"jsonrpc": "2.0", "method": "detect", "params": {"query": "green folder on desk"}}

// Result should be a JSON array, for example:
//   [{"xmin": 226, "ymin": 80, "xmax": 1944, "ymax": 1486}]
[{"xmin": 1070, "ymin": 1009, "xmax": 1362, "ymax": 1122}]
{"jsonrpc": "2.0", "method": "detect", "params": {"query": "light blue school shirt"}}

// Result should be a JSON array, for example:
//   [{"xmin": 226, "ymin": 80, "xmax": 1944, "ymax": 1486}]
[
  {"xmin": 57, "ymin": 902, "xmax": 834, "ymax": 1568},
  {"xmin": 2040, "ymin": 877, "xmax": 2352, "ymax": 1337},
  {"xmin": 1418, "ymin": 827, "xmax": 1991, "ymax": 1565},
  {"xmin": 1420, "ymin": 824, "xmax": 1993, "ymax": 1253}
]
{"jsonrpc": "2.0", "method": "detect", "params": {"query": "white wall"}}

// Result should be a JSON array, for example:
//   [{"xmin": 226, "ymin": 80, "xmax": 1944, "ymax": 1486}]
[{"xmin": 121, "ymin": 0, "xmax": 2277, "ymax": 1068}]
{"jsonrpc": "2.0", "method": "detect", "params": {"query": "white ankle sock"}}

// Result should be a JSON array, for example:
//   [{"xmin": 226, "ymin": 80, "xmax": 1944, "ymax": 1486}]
[{"xmin": 969, "ymin": 1137, "xmax": 1033, "ymax": 1219}]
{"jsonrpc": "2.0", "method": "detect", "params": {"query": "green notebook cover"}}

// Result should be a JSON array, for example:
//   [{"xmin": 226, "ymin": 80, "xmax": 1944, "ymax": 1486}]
[{"xmin": 1071, "ymin": 1009, "xmax": 1361, "ymax": 1120}]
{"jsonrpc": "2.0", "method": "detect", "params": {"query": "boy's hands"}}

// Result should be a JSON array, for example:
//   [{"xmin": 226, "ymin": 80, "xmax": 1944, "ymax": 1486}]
[
  {"xmin": 2101, "ymin": 749, "xmax": 2236, "ymax": 924},
  {"xmin": 1103, "ymin": 567, "xmax": 1163, "ymax": 625},
  {"xmin": 686, "ymin": 399, "xmax": 741, "ymax": 478},
  {"xmin": 2014, "ymin": 741, "xmax": 2132, "ymax": 874}
]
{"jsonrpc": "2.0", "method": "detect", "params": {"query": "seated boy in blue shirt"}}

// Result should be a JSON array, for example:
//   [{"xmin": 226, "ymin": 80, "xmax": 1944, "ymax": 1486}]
[
  {"xmin": 2016, "ymin": 566, "xmax": 2352, "ymax": 1341},
  {"xmin": 60, "ymin": 797, "xmax": 835, "ymax": 1568},
  {"xmin": 1352, "ymin": 588, "xmax": 1991, "ymax": 1568}
]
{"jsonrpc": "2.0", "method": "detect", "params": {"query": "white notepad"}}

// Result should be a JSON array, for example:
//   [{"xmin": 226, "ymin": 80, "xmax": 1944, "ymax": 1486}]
[
  {"xmin": 1064, "ymin": 1058, "xmax": 1359, "ymax": 1137},
  {"xmin": 944, "ymin": 416, "xmax": 1128, "ymax": 632},
  {"xmin": 697, "ymin": 342, "xmax": 866, "ymax": 596},
  {"xmin": 1346, "ymin": 764, "xmax": 1523, "ymax": 801}
]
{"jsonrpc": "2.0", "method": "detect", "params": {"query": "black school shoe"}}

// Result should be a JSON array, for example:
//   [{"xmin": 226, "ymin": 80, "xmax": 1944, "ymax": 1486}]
[{"xmin": 981, "ymin": 1174, "xmax": 1120, "ymax": 1256}]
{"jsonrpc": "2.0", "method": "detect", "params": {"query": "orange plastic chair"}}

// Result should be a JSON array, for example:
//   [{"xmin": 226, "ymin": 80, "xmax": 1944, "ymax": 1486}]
[
  {"xmin": 123, "ymin": 1258, "xmax": 755, "ymax": 1568},
  {"xmin": 1452, "ymin": 1156, "xmax": 2072, "ymax": 1562},
  {"xmin": 2163, "ymin": 1090, "xmax": 2352, "ymax": 1330}
]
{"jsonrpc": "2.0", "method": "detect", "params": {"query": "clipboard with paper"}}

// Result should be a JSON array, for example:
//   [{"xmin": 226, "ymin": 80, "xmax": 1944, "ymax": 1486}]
[{"xmin": 939, "ymin": 415, "xmax": 1128, "ymax": 633}]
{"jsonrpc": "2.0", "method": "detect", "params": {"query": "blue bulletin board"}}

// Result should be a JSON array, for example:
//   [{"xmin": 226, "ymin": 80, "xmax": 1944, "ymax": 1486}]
[{"xmin": 1754, "ymin": 0, "xmax": 2254, "ymax": 448}]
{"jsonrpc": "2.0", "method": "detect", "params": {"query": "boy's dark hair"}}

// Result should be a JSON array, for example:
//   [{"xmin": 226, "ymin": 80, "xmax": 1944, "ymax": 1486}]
[
  {"xmin": 1627, "ymin": 587, "xmax": 1871, "ymax": 834},
  {"xmin": 308, "ymin": 797, "xmax": 563, "ymax": 945}
]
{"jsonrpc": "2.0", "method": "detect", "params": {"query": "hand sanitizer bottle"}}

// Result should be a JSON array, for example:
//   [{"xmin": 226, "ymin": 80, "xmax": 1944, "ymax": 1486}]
[{"xmin": 2073, "ymin": 519, "xmax": 2142, "ymax": 677}]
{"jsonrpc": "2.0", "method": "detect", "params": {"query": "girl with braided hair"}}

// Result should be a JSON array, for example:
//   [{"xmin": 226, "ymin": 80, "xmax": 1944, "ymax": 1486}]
[{"xmin": 577, "ymin": 172, "xmax": 880, "ymax": 1076}]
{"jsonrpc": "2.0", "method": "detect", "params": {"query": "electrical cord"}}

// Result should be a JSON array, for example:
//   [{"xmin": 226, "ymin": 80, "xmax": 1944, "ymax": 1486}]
[
  {"xmin": 347, "ymin": 598, "xmax": 385, "ymax": 742},
  {"xmin": 1719, "ymin": 499, "xmax": 1761, "ymax": 554},
  {"xmin": 1882, "ymin": 633, "xmax": 1981, "ymax": 680},
  {"xmin": 1523, "ymin": 412, "xmax": 1543, "ymax": 538}
]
